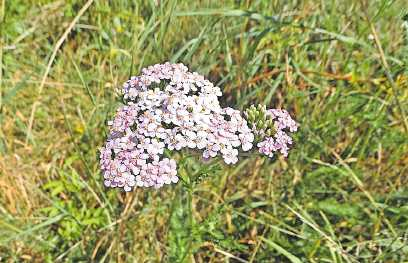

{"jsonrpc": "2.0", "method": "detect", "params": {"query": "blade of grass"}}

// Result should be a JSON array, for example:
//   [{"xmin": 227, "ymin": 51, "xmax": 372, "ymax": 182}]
[
  {"xmin": 259, "ymin": 236, "xmax": 303, "ymax": 263},
  {"xmin": 26, "ymin": 0, "xmax": 95, "ymax": 144},
  {"xmin": 69, "ymin": 55, "xmax": 97, "ymax": 106},
  {"xmin": 365, "ymin": 16, "xmax": 408, "ymax": 133},
  {"xmin": 0, "ymin": 214, "xmax": 64, "ymax": 245},
  {"xmin": 175, "ymin": 9, "xmax": 284, "ymax": 23},
  {"xmin": 285, "ymin": 204, "xmax": 355, "ymax": 263}
]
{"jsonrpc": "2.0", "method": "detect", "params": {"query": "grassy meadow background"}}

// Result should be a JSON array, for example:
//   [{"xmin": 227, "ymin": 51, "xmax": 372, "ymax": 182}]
[{"xmin": 1, "ymin": 0, "xmax": 408, "ymax": 262}]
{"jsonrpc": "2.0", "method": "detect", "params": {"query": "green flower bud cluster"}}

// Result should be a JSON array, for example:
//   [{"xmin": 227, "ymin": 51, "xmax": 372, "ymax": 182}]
[{"xmin": 244, "ymin": 104, "xmax": 276, "ymax": 137}]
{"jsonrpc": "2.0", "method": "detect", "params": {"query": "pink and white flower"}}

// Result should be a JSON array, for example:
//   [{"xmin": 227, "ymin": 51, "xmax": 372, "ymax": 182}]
[{"xmin": 100, "ymin": 62, "xmax": 298, "ymax": 191}]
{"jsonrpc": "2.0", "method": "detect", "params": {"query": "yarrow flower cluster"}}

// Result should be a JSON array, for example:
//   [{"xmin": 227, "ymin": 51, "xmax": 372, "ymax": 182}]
[
  {"xmin": 245, "ymin": 105, "xmax": 298, "ymax": 158},
  {"xmin": 100, "ymin": 62, "xmax": 298, "ymax": 191}
]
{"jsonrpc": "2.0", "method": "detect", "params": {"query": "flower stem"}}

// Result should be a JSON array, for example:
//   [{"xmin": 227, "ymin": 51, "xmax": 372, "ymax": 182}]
[{"xmin": 179, "ymin": 166, "xmax": 194, "ymax": 262}]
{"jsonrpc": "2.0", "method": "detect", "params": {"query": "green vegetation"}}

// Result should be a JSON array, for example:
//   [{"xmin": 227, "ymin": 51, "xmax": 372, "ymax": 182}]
[{"xmin": 1, "ymin": 0, "xmax": 407, "ymax": 262}]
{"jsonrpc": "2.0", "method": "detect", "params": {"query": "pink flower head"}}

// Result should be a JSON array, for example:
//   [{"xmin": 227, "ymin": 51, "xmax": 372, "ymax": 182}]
[{"xmin": 101, "ymin": 62, "xmax": 298, "ymax": 191}]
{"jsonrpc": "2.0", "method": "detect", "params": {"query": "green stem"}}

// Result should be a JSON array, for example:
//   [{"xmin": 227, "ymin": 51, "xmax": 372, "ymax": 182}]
[{"xmin": 179, "ymin": 168, "xmax": 194, "ymax": 263}]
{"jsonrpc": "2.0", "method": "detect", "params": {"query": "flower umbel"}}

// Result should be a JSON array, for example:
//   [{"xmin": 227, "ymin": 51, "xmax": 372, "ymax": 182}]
[{"xmin": 100, "ymin": 63, "xmax": 298, "ymax": 191}]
